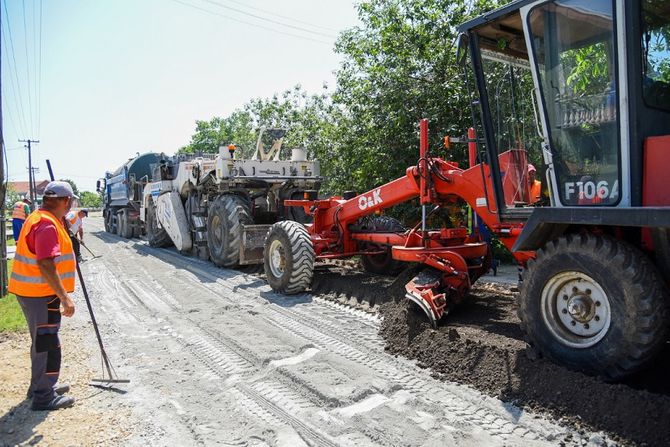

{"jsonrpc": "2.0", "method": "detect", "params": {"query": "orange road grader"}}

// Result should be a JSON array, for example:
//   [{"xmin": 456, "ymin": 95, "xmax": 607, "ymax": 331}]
[{"xmin": 262, "ymin": 0, "xmax": 670, "ymax": 380}]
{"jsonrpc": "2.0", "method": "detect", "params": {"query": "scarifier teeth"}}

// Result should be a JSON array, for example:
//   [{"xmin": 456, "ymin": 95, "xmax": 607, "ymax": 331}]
[
  {"xmin": 405, "ymin": 292, "xmax": 438, "ymax": 328},
  {"xmin": 404, "ymin": 268, "xmax": 449, "ymax": 327}
]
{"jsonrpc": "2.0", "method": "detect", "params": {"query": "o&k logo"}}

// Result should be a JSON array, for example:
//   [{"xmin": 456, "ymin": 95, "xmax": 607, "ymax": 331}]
[{"xmin": 358, "ymin": 188, "xmax": 383, "ymax": 210}]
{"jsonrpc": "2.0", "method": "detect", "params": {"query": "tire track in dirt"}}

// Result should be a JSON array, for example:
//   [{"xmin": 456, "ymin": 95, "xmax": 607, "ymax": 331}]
[{"xmin": 116, "ymin": 237, "xmax": 592, "ymax": 444}]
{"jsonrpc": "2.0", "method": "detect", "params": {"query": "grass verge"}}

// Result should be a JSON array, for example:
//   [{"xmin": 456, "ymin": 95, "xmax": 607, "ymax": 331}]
[{"xmin": 0, "ymin": 260, "xmax": 26, "ymax": 332}]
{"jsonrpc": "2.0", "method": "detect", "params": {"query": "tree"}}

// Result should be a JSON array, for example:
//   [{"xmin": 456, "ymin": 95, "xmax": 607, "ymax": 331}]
[
  {"xmin": 331, "ymin": 0, "xmax": 502, "ymax": 194},
  {"xmin": 243, "ymin": 85, "xmax": 346, "ymax": 190},
  {"xmin": 4, "ymin": 184, "xmax": 21, "ymax": 211},
  {"xmin": 176, "ymin": 0, "xmax": 503, "ymax": 198},
  {"xmin": 79, "ymin": 191, "xmax": 102, "ymax": 208},
  {"xmin": 178, "ymin": 111, "xmax": 256, "ymax": 157},
  {"xmin": 59, "ymin": 179, "xmax": 80, "ymax": 198}
]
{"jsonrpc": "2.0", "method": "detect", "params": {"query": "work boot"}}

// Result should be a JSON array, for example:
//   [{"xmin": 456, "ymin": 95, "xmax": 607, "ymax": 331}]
[
  {"xmin": 27, "ymin": 383, "xmax": 71, "ymax": 399},
  {"xmin": 31, "ymin": 395, "xmax": 75, "ymax": 411}
]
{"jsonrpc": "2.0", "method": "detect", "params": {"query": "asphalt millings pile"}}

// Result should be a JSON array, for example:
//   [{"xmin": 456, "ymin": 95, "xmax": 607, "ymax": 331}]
[{"xmin": 379, "ymin": 284, "xmax": 670, "ymax": 447}]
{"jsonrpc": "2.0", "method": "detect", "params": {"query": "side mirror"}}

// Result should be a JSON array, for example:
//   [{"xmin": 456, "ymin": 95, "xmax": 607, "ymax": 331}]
[
  {"xmin": 456, "ymin": 33, "xmax": 468, "ymax": 66},
  {"xmin": 96, "ymin": 180, "xmax": 102, "ymax": 192}
]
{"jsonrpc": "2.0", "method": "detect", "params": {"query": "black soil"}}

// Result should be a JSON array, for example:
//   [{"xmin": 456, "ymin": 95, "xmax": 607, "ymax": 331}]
[{"xmin": 379, "ymin": 283, "xmax": 670, "ymax": 447}]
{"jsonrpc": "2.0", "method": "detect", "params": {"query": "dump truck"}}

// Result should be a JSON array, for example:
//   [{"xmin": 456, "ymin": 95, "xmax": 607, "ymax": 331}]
[
  {"xmin": 98, "ymin": 152, "xmax": 162, "ymax": 238},
  {"xmin": 263, "ymin": 0, "xmax": 670, "ymax": 380},
  {"xmin": 140, "ymin": 128, "xmax": 321, "ymax": 266}
]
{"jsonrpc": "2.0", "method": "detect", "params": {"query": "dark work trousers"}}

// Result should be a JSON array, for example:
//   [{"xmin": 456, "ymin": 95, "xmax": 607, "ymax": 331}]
[
  {"xmin": 70, "ymin": 235, "xmax": 81, "ymax": 259},
  {"xmin": 17, "ymin": 296, "xmax": 61, "ymax": 404},
  {"xmin": 12, "ymin": 218, "xmax": 25, "ymax": 241}
]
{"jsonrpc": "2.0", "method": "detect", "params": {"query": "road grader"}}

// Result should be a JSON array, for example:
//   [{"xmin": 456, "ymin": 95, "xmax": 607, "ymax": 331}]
[{"xmin": 262, "ymin": 0, "xmax": 670, "ymax": 380}]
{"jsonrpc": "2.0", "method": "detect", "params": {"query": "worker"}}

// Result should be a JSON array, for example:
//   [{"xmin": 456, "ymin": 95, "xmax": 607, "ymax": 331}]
[
  {"xmin": 11, "ymin": 198, "xmax": 32, "ymax": 241},
  {"xmin": 528, "ymin": 164, "xmax": 542, "ymax": 203},
  {"xmin": 65, "ymin": 209, "xmax": 88, "ymax": 263},
  {"xmin": 8, "ymin": 181, "xmax": 77, "ymax": 411}
]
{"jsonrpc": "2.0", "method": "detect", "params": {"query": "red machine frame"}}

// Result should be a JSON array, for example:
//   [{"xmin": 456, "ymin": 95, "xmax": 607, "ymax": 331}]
[{"xmin": 286, "ymin": 119, "xmax": 533, "ymax": 324}]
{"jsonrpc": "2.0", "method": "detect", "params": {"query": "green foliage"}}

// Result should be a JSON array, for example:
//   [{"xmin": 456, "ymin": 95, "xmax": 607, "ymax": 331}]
[
  {"xmin": 331, "ymin": 0, "xmax": 502, "ymax": 193},
  {"xmin": 59, "ymin": 179, "xmax": 80, "ymax": 198},
  {"xmin": 178, "ymin": 0, "xmax": 504, "ymax": 200},
  {"xmin": 80, "ymin": 191, "xmax": 102, "ymax": 208},
  {"xmin": 179, "ymin": 85, "xmax": 346, "ymax": 193},
  {"xmin": 178, "ymin": 110, "xmax": 256, "ymax": 156},
  {"xmin": 0, "ymin": 261, "xmax": 26, "ymax": 332},
  {"xmin": 4, "ymin": 184, "xmax": 21, "ymax": 210},
  {"xmin": 643, "ymin": 0, "xmax": 670, "ymax": 83},
  {"xmin": 243, "ymin": 85, "xmax": 346, "ymax": 191},
  {"xmin": 563, "ymin": 42, "xmax": 611, "ymax": 94}
]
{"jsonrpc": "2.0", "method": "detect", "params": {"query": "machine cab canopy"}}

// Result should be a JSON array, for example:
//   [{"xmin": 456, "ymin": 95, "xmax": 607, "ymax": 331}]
[{"xmin": 458, "ymin": 0, "xmax": 670, "ymax": 215}]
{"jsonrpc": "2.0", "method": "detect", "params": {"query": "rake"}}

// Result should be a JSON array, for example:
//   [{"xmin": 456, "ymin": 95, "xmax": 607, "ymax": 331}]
[{"xmin": 46, "ymin": 159, "xmax": 129, "ymax": 387}]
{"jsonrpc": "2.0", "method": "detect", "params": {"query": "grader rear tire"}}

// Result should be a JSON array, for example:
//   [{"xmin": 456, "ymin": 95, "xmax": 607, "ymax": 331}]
[
  {"xmin": 359, "ymin": 216, "xmax": 406, "ymax": 276},
  {"xmin": 206, "ymin": 195, "xmax": 252, "ymax": 267},
  {"xmin": 518, "ymin": 233, "xmax": 669, "ymax": 380},
  {"xmin": 264, "ymin": 221, "xmax": 314, "ymax": 294}
]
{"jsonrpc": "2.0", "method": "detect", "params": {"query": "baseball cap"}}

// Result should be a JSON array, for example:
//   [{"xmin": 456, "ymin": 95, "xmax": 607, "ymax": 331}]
[
  {"xmin": 528, "ymin": 164, "xmax": 537, "ymax": 173},
  {"xmin": 43, "ymin": 181, "xmax": 79, "ymax": 199}
]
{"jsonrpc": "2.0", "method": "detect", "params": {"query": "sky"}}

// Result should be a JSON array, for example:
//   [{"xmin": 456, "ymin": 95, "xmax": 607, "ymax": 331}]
[{"xmin": 1, "ymin": 0, "xmax": 359, "ymax": 192}]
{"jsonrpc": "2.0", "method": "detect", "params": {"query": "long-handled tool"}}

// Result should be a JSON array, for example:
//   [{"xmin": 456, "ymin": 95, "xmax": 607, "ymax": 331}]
[
  {"xmin": 79, "ymin": 239, "xmax": 101, "ymax": 259},
  {"xmin": 46, "ymin": 159, "xmax": 129, "ymax": 386},
  {"xmin": 75, "ymin": 262, "xmax": 129, "ymax": 385}
]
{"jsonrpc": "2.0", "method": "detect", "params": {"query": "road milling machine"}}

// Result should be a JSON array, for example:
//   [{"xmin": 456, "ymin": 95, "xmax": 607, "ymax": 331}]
[{"xmin": 140, "ymin": 128, "xmax": 321, "ymax": 267}]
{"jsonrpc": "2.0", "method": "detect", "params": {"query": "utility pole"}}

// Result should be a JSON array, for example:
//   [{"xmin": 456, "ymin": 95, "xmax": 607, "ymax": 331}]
[
  {"xmin": 19, "ymin": 139, "xmax": 39, "ymax": 211},
  {"xmin": 0, "ymin": 8, "xmax": 7, "ymax": 297}
]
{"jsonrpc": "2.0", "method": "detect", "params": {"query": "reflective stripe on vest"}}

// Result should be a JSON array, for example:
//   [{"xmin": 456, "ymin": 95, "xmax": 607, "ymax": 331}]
[
  {"xmin": 8, "ymin": 209, "xmax": 76, "ymax": 297},
  {"xmin": 12, "ymin": 202, "xmax": 27, "ymax": 220},
  {"xmin": 11, "ymin": 271, "xmax": 76, "ymax": 284},
  {"xmin": 13, "ymin": 253, "xmax": 75, "ymax": 265}
]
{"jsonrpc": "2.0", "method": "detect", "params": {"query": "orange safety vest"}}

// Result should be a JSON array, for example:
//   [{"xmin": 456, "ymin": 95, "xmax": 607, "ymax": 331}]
[
  {"xmin": 66, "ymin": 213, "xmax": 81, "ymax": 234},
  {"xmin": 8, "ymin": 209, "xmax": 76, "ymax": 297},
  {"xmin": 11, "ymin": 201, "xmax": 28, "ymax": 220},
  {"xmin": 529, "ymin": 180, "xmax": 542, "ymax": 203}
]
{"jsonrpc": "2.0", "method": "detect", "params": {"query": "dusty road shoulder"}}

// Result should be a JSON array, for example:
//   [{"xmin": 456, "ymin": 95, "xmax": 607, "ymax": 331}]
[{"xmin": 0, "ymin": 326, "xmax": 133, "ymax": 446}]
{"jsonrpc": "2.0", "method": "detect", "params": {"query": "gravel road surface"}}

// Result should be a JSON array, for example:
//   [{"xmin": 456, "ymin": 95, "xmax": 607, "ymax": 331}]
[{"xmin": 75, "ymin": 217, "xmax": 604, "ymax": 446}]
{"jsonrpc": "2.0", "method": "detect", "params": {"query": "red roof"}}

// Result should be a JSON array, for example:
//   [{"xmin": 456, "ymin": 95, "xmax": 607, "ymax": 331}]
[{"xmin": 9, "ymin": 180, "xmax": 50, "ymax": 195}]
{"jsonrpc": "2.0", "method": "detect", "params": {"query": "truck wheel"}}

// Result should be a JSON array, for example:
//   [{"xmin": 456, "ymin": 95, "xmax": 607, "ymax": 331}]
[
  {"xmin": 104, "ymin": 211, "xmax": 113, "ymax": 233},
  {"xmin": 118, "ymin": 210, "xmax": 133, "ymax": 239},
  {"xmin": 207, "ymin": 195, "xmax": 251, "ymax": 267},
  {"xmin": 115, "ymin": 211, "xmax": 123, "ymax": 237},
  {"xmin": 146, "ymin": 200, "xmax": 172, "ymax": 247},
  {"xmin": 518, "ymin": 233, "xmax": 669, "ymax": 380},
  {"xmin": 358, "ymin": 217, "xmax": 406, "ymax": 276},
  {"xmin": 264, "ymin": 221, "xmax": 314, "ymax": 294}
]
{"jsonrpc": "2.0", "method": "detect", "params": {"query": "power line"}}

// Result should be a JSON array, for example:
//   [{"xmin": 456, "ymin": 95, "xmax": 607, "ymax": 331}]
[
  {"xmin": 199, "ymin": 0, "xmax": 338, "ymax": 38},
  {"xmin": 21, "ymin": 0, "xmax": 34, "ymax": 136},
  {"xmin": 170, "ymin": 0, "xmax": 332, "ymax": 46},
  {"xmin": 0, "ymin": 32, "xmax": 26, "ymax": 136},
  {"xmin": 31, "ymin": 0, "xmax": 38, "ymax": 138},
  {"xmin": 217, "ymin": 0, "xmax": 340, "ymax": 33},
  {"xmin": 37, "ymin": 0, "xmax": 43, "ymax": 138},
  {"xmin": 1, "ymin": 3, "xmax": 29, "ymax": 136}
]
